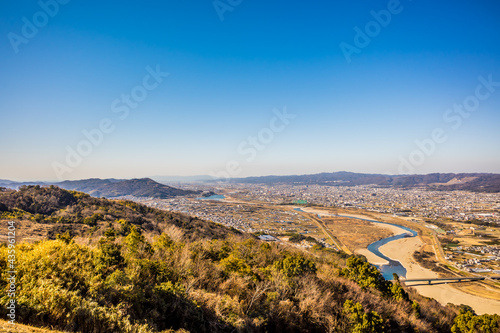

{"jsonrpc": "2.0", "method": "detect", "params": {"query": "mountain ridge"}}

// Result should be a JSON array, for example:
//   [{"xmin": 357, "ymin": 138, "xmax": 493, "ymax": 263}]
[
  {"xmin": 227, "ymin": 172, "xmax": 500, "ymax": 192},
  {"xmin": 0, "ymin": 178, "xmax": 198, "ymax": 199},
  {"xmin": 57, "ymin": 177, "xmax": 198, "ymax": 198},
  {"xmin": 1, "ymin": 172, "xmax": 500, "ymax": 194}
]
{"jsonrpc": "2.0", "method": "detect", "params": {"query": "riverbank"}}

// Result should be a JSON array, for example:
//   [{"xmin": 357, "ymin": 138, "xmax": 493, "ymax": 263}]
[
  {"xmin": 354, "ymin": 222, "xmax": 407, "ymax": 266},
  {"xmin": 315, "ymin": 208, "xmax": 500, "ymax": 315},
  {"xmin": 292, "ymin": 206, "xmax": 500, "ymax": 314},
  {"xmin": 379, "ymin": 234, "xmax": 500, "ymax": 315}
]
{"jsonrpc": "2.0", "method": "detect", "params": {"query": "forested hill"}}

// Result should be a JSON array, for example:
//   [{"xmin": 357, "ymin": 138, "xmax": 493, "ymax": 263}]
[
  {"xmin": 57, "ymin": 177, "xmax": 199, "ymax": 198},
  {"xmin": 0, "ymin": 185, "xmax": 235, "ymax": 241},
  {"xmin": 0, "ymin": 186, "xmax": 499, "ymax": 332}
]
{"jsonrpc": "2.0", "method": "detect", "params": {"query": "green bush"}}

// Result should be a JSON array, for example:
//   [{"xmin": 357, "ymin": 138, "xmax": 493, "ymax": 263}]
[
  {"xmin": 340, "ymin": 257, "xmax": 390, "ymax": 294},
  {"xmin": 452, "ymin": 308, "xmax": 500, "ymax": 333},
  {"xmin": 343, "ymin": 300, "xmax": 384, "ymax": 333},
  {"xmin": 273, "ymin": 253, "xmax": 317, "ymax": 278}
]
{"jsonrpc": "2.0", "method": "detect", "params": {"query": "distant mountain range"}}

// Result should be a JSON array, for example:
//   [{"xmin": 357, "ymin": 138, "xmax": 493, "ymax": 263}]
[
  {"xmin": 151, "ymin": 175, "xmax": 214, "ymax": 183},
  {"xmin": 58, "ymin": 178, "xmax": 200, "ymax": 198},
  {"xmin": 0, "ymin": 178, "xmax": 198, "ymax": 199},
  {"xmin": 0, "ymin": 179, "xmax": 46, "ymax": 188},
  {"xmin": 229, "ymin": 172, "xmax": 500, "ymax": 193},
  {"xmin": 2, "ymin": 172, "xmax": 500, "ymax": 194}
]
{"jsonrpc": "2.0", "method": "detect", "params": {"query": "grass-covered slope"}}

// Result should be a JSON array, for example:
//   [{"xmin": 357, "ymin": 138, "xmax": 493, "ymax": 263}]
[{"xmin": 0, "ymin": 319, "xmax": 69, "ymax": 332}]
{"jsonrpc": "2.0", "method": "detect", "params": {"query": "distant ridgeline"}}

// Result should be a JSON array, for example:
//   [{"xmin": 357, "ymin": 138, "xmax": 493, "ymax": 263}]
[
  {"xmin": 0, "ymin": 177, "xmax": 200, "ymax": 199},
  {"xmin": 0, "ymin": 185, "xmax": 499, "ymax": 332},
  {"xmin": 2, "ymin": 173, "xmax": 499, "ymax": 194},
  {"xmin": 0, "ymin": 185, "xmax": 233, "ymax": 241},
  {"xmin": 57, "ymin": 177, "xmax": 200, "ymax": 198},
  {"xmin": 229, "ymin": 172, "xmax": 500, "ymax": 193}
]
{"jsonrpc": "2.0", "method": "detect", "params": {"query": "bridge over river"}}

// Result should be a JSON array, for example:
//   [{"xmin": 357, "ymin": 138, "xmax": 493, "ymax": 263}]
[{"xmin": 401, "ymin": 276, "xmax": 500, "ymax": 286}]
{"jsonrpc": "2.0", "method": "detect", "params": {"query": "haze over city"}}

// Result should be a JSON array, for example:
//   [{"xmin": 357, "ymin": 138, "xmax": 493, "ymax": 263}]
[{"xmin": 1, "ymin": 0, "xmax": 500, "ymax": 181}]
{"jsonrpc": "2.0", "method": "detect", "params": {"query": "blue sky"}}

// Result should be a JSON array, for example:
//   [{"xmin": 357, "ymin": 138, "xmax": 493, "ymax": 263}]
[{"xmin": 1, "ymin": 0, "xmax": 499, "ymax": 181}]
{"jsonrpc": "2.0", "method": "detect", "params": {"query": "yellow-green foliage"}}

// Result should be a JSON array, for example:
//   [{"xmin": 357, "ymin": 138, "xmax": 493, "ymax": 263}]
[
  {"xmin": 0, "ymin": 185, "xmax": 237, "ymax": 241},
  {"xmin": 343, "ymin": 300, "xmax": 384, "ymax": 333},
  {"xmin": 0, "ymin": 241, "xmax": 149, "ymax": 332},
  {"xmin": 1, "ymin": 208, "xmax": 30, "ymax": 220},
  {"xmin": 125, "ymin": 226, "xmax": 152, "ymax": 255},
  {"xmin": 452, "ymin": 307, "xmax": 500, "ymax": 333},
  {"xmin": 0, "ymin": 233, "xmax": 463, "ymax": 333},
  {"xmin": 340, "ymin": 256, "xmax": 390, "ymax": 294},
  {"xmin": 390, "ymin": 281, "xmax": 409, "ymax": 302},
  {"xmin": 0, "ymin": 186, "xmax": 465, "ymax": 332}
]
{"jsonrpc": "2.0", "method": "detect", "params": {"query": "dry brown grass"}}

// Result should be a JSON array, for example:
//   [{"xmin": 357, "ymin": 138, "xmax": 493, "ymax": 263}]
[
  {"xmin": 0, "ymin": 219, "xmax": 50, "ymax": 243},
  {"xmin": 452, "ymin": 281, "xmax": 500, "ymax": 301},
  {"xmin": 0, "ymin": 218, "xmax": 91, "ymax": 245},
  {"xmin": 321, "ymin": 217, "xmax": 393, "ymax": 251},
  {"xmin": 0, "ymin": 320, "xmax": 68, "ymax": 333}
]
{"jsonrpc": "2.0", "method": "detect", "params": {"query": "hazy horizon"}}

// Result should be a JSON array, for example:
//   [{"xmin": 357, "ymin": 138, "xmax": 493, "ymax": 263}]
[
  {"xmin": 3, "ymin": 169, "xmax": 500, "ymax": 184},
  {"xmin": 2, "ymin": 1, "xmax": 500, "ymax": 181}
]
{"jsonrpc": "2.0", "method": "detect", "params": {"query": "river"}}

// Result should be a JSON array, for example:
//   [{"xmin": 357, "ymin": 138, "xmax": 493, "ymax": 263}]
[
  {"xmin": 320, "ymin": 213, "xmax": 418, "ymax": 280},
  {"xmin": 196, "ymin": 194, "xmax": 226, "ymax": 200},
  {"xmin": 298, "ymin": 209, "xmax": 500, "ymax": 314},
  {"xmin": 295, "ymin": 208, "xmax": 418, "ymax": 279},
  {"xmin": 338, "ymin": 215, "xmax": 417, "ymax": 280}
]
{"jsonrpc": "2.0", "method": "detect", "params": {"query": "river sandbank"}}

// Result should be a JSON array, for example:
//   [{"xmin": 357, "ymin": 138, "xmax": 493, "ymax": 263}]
[
  {"xmin": 379, "ymin": 235, "xmax": 500, "ymax": 315},
  {"xmin": 353, "ymin": 222, "xmax": 408, "ymax": 265},
  {"xmin": 301, "ymin": 207, "xmax": 500, "ymax": 314}
]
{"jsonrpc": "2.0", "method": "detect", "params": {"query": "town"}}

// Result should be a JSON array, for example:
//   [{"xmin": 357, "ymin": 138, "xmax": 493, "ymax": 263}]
[{"xmin": 120, "ymin": 182, "xmax": 500, "ymax": 275}]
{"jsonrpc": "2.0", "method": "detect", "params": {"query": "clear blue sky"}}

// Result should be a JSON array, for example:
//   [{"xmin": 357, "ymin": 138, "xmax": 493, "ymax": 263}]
[{"xmin": 1, "ymin": 0, "xmax": 499, "ymax": 181}]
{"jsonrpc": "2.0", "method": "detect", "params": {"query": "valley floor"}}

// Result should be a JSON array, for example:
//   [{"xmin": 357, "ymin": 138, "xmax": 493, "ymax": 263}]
[
  {"xmin": 300, "ymin": 207, "xmax": 500, "ymax": 315},
  {"xmin": 378, "ymin": 224, "xmax": 500, "ymax": 315}
]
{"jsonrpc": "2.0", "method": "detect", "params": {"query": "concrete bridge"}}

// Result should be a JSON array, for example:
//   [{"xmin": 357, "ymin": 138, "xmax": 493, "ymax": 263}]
[{"xmin": 401, "ymin": 276, "xmax": 500, "ymax": 286}]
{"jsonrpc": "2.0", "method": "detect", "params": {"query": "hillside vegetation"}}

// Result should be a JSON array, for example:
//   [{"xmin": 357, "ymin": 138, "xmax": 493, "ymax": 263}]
[
  {"xmin": 0, "ymin": 319, "xmax": 68, "ymax": 332},
  {"xmin": 0, "ymin": 186, "xmax": 499, "ymax": 332},
  {"xmin": 0, "ymin": 185, "xmax": 234, "ymax": 241},
  {"xmin": 57, "ymin": 178, "xmax": 198, "ymax": 199}
]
